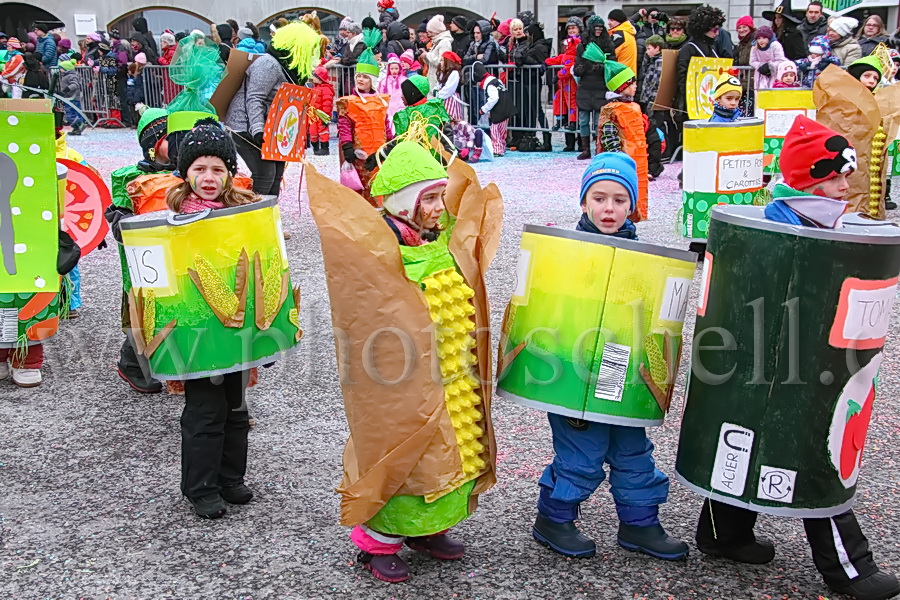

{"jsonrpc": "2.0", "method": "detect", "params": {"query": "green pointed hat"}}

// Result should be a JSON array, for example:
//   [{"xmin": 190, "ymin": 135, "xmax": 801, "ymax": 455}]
[
  {"xmin": 356, "ymin": 23, "xmax": 384, "ymax": 77},
  {"xmin": 370, "ymin": 141, "xmax": 448, "ymax": 198},
  {"xmin": 583, "ymin": 42, "xmax": 636, "ymax": 93}
]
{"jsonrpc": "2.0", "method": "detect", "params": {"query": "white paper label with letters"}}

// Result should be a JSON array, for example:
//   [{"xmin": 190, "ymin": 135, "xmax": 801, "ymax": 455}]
[
  {"xmin": 659, "ymin": 277, "xmax": 692, "ymax": 322},
  {"xmin": 125, "ymin": 245, "xmax": 170, "ymax": 289},
  {"xmin": 710, "ymin": 422, "xmax": 755, "ymax": 496},
  {"xmin": 757, "ymin": 466, "xmax": 797, "ymax": 503},
  {"xmin": 765, "ymin": 109, "xmax": 805, "ymax": 137},
  {"xmin": 843, "ymin": 284, "xmax": 897, "ymax": 343},
  {"xmin": 716, "ymin": 153, "xmax": 763, "ymax": 193}
]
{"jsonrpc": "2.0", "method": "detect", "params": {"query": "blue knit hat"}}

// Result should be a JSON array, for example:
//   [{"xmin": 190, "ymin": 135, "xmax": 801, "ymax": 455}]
[{"xmin": 580, "ymin": 153, "xmax": 638, "ymax": 211}]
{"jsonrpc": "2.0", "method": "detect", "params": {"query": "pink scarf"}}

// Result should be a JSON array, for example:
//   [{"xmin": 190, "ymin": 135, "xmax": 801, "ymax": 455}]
[{"xmin": 180, "ymin": 192, "xmax": 225, "ymax": 214}]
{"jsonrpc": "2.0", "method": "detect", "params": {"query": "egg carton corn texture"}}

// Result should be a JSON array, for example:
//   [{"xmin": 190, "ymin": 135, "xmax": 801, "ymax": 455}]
[{"xmin": 421, "ymin": 268, "xmax": 487, "ymax": 481}]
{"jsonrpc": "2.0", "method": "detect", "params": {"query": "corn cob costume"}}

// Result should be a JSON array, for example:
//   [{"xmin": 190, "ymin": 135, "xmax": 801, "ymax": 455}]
[
  {"xmin": 307, "ymin": 141, "xmax": 502, "ymax": 550},
  {"xmin": 813, "ymin": 64, "xmax": 900, "ymax": 220}
]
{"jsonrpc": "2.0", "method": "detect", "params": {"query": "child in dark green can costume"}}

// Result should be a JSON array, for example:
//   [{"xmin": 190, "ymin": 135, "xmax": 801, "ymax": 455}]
[{"xmin": 307, "ymin": 139, "xmax": 503, "ymax": 583}]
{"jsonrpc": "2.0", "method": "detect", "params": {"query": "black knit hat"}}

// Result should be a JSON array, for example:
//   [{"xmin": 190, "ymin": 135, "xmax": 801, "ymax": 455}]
[
  {"xmin": 608, "ymin": 9, "xmax": 628, "ymax": 24},
  {"xmin": 362, "ymin": 16, "xmax": 378, "ymax": 29},
  {"xmin": 177, "ymin": 118, "xmax": 238, "ymax": 176},
  {"xmin": 401, "ymin": 77, "xmax": 427, "ymax": 105},
  {"xmin": 451, "ymin": 15, "xmax": 468, "ymax": 30}
]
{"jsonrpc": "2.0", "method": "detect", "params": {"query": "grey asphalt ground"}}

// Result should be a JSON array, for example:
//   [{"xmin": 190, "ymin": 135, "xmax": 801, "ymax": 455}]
[{"xmin": 1, "ymin": 128, "xmax": 899, "ymax": 600}]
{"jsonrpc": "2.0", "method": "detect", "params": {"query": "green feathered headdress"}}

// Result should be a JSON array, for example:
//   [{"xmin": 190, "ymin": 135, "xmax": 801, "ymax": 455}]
[
  {"xmin": 583, "ymin": 43, "xmax": 635, "ymax": 93},
  {"xmin": 166, "ymin": 32, "xmax": 225, "ymax": 116},
  {"xmin": 272, "ymin": 21, "xmax": 321, "ymax": 80},
  {"xmin": 356, "ymin": 27, "xmax": 383, "ymax": 77}
]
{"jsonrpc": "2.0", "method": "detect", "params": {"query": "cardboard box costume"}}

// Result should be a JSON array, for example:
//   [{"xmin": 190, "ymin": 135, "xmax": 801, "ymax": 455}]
[
  {"xmin": 0, "ymin": 100, "xmax": 63, "ymax": 348},
  {"xmin": 497, "ymin": 225, "xmax": 695, "ymax": 427},
  {"xmin": 676, "ymin": 204, "xmax": 900, "ymax": 517},
  {"xmin": 306, "ymin": 148, "xmax": 503, "ymax": 534},
  {"xmin": 681, "ymin": 118, "xmax": 764, "ymax": 241},
  {"xmin": 120, "ymin": 197, "xmax": 300, "ymax": 380}
]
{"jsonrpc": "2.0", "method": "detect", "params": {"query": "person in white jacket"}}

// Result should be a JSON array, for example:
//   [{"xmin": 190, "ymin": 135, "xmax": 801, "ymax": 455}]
[{"xmin": 422, "ymin": 15, "xmax": 454, "ymax": 93}]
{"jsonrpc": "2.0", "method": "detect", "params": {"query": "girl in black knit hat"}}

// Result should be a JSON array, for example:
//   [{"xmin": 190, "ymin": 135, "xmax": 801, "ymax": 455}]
[{"xmin": 165, "ymin": 118, "xmax": 260, "ymax": 519}]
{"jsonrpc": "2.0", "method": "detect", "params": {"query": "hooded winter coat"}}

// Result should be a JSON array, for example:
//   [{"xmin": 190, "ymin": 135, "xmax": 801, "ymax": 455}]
[
  {"xmin": 423, "ymin": 30, "xmax": 453, "ymax": 91},
  {"xmin": 574, "ymin": 22, "xmax": 616, "ymax": 112},
  {"xmin": 829, "ymin": 34, "xmax": 861, "ymax": 66},
  {"xmin": 610, "ymin": 20, "xmax": 638, "ymax": 73},
  {"xmin": 131, "ymin": 17, "xmax": 159, "ymax": 64},
  {"xmin": 774, "ymin": 20, "xmax": 805, "ymax": 61},
  {"xmin": 384, "ymin": 20, "xmax": 413, "ymax": 59},
  {"xmin": 750, "ymin": 37, "xmax": 786, "ymax": 89},
  {"xmin": 464, "ymin": 21, "xmax": 499, "ymax": 66}
]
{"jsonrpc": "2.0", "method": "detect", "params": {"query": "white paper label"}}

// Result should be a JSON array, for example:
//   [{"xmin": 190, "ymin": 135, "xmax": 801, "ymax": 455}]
[
  {"xmin": 842, "ymin": 285, "xmax": 897, "ymax": 343},
  {"xmin": 511, "ymin": 248, "xmax": 531, "ymax": 304},
  {"xmin": 0, "ymin": 308, "xmax": 18, "ymax": 342},
  {"xmin": 710, "ymin": 422, "xmax": 754, "ymax": 496},
  {"xmin": 659, "ymin": 277, "xmax": 692, "ymax": 323},
  {"xmin": 716, "ymin": 153, "xmax": 763, "ymax": 193},
  {"xmin": 764, "ymin": 109, "xmax": 805, "ymax": 137},
  {"xmin": 125, "ymin": 245, "xmax": 170, "ymax": 289},
  {"xmin": 757, "ymin": 466, "xmax": 797, "ymax": 503}
]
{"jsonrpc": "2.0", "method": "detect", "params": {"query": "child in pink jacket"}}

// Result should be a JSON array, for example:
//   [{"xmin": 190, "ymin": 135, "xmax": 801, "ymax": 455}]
[{"xmin": 750, "ymin": 26, "xmax": 786, "ymax": 89}]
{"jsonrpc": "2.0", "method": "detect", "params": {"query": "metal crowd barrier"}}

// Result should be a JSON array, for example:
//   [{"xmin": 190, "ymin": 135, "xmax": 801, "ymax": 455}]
[
  {"xmin": 45, "ymin": 66, "xmax": 122, "ymax": 127},
  {"xmin": 141, "ymin": 65, "xmax": 184, "ymax": 109},
  {"xmin": 132, "ymin": 63, "xmax": 770, "ymax": 132}
]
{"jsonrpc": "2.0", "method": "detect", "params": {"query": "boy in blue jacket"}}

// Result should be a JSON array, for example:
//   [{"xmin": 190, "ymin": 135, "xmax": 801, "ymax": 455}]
[
  {"xmin": 709, "ymin": 71, "xmax": 742, "ymax": 123},
  {"xmin": 532, "ymin": 153, "xmax": 689, "ymax": 561}
]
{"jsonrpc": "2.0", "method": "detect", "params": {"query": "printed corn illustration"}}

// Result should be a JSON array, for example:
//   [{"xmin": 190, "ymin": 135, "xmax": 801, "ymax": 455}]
[
  {"xmin": 422, "ymin": 268, "xmax": 487, "ymax": 486},
  {"xmin": 188, "ymin": 249, "xmax": 249, "ymax": 327},
  {"xmin": 254, "ymin": 249, "xmax": 290, "ymax": 330}
]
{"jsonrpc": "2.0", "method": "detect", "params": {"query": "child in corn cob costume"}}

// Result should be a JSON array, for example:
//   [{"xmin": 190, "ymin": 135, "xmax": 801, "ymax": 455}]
[
  {"xmin": 692, "ymin": 115, "xmax": 900, "ymax": 600},
  {"xmin": 531, "ymin": 153, "xmax": 688, "ymax": 562},
  {"xmin": 306, "ymin": 139, "xmax": 503, "ymax": 583},
  {"xmin": 813, "ymin": 61, "xmax": 900, "ymax": 220}
]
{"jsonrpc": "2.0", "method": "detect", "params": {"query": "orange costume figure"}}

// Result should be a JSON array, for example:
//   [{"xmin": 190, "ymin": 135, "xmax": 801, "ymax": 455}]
[
  {"xmin": 593, "ymin": 52, "xmax": 648, "ymax": 221},
  {"xmin": 337, "ymin": 48, "xmax": 391, "ymax": 206},
  {"xmin": 309, "ymin": 66, "xmax": 335, "ymax": 155}
]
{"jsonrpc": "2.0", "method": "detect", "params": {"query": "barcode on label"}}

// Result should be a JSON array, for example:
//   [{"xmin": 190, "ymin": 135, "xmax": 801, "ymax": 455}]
[
  {"xmin": 0, "ymin": 308, "xmax": 18, "ymax": 343},
  {"xmin": 594, "ymin": 342, "xmax": 631, "ymax": 402}
]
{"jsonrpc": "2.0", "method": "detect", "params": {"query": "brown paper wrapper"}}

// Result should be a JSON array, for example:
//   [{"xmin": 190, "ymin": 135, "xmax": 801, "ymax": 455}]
[
  {"xmin": 813, "ymin": 65, "xmax": 882, "ymax": 218},
  {"xmin": 652, "ymin": 50, "xmax": 679, "ymax": 112},
  {"xmin": 307, "ymin": 158, "xmax": 502, "ymax": 526}
]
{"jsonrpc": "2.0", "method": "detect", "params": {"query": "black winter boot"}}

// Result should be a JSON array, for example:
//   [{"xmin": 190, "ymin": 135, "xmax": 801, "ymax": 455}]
[
  {"xmin": 829, "ymin": 570, "xmax": 900, "ymax": 600},
  {"xmin": 319, "ymin": 141, "xmax": 330, "ymax": 155},
  {"xmin": 617, "ymin": 523, "xmax": 689, "ymax": 561},
  {"xmin": 564, "ymin": 132, "xmax": 576, "ymax": 152},
  {"xmin": 117, "ymin": 337, "xmax": 162, "ymax": 393},
  {"xmin": 541, "ymin": 131, "xmax": 552, "ymax": 152},
  {"xmin": 532, "ymin": 513, "xmax": 596, "ymax": 558},
  {"xmin": 577, "ymin": 136, "xmax": 592, "ymax": 160}
]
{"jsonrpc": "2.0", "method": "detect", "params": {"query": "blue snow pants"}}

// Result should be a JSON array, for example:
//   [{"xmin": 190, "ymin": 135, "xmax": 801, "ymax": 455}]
[{"xmin": 538, "ymin": 413, "xmax": 669, "ymax": 527}]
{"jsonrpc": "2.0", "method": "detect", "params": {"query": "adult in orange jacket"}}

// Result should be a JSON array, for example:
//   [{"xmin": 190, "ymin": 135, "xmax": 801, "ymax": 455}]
[{"xmin": 607, "ymin": 9, "xmax": 638, "ymax": 74}]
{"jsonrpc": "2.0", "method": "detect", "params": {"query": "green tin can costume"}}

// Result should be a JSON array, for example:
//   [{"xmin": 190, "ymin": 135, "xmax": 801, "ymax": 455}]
[
  {"xmin": 681, "ymin": 118, "xmax": 764, "ymax": 241},
  {"xmin": 676, "ymin": 205, "xmax": 900, "ymax": 517},
  {"xmin": 497, "ymin": 225, "xmax": 696, "ymax": 427},
  {"xmin": 119, "ymin": 197, "xmax": 301, "ymax": 380}
]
